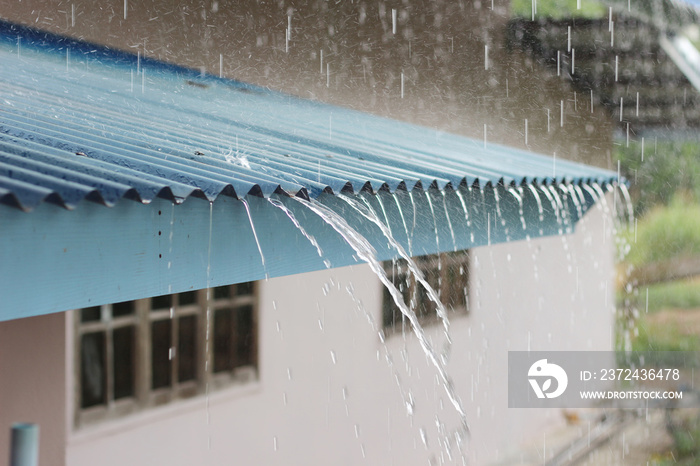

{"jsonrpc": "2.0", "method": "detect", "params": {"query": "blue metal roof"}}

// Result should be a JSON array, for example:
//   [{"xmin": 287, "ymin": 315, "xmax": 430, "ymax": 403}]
[{"xmin": 0, "ymin": 20, "xmax": 616, "ymax": 212}]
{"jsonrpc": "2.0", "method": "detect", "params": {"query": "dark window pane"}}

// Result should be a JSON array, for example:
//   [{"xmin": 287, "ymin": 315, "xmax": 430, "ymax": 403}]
[
  {"xmin": 214, "ymin": 306, "xmax": 256, "ymax": 373},
  {"xmin": 151, "ymin": 294, "xmax": 171, "ymax": 310},
  {"xmin": 81, "ymin": 306, "xmax": 101, "ymax": 323},
  {"xmin": 444, "ymin": 256, "xmax": 469, "ymax": 310},
  {"xmin": 213, "ymin": 309, "xmax": 232, "ymax": 373},
  {"xmin": 178, "ymin": 291, "xmax": 197, "ymax": 306},
  {"xmin": 213, "ymin": 286, "xmax": 231, "ymax": 300},
  {"xmin": 178, "ymin": 316, "xmax": 197, "ymax": 382},
  {"xmin": 415, "ymin": 255, "xmax": 439, "ymax": 320},
  {"xmin": 112, "ymin": 300, "xmax": 135, "ymax": 317},
  {"xmin": 113, "ymin": 326, "xmax": 135, "ymax": 400},
  {"xmin": 151, "ymin": 320, "xmax": 172, "ymax": 389},
  {"xmin": 382, "ymin": 286, "xmax": 397, "ymax": 328},
  {"xmin": 236, "ymin": 281, "xmax": 254, "ymax": 296},
  {"xmin": 80, "ymin": 332, "xmax": 106, "ymax": 408},
  {"xmin": 383, "ymin": 259, "xmax": 412, "ymax": 328},
  {"xmin": 234, "ymin": 306, "xmax": 255, "ymax": 368}
]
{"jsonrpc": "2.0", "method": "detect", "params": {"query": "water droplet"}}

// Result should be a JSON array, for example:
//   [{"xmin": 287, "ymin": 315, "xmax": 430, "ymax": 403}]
[
  {"xmin": 406, "ymin": 399, "xmax": 415, "ymax": 416},
  {"xmin": 330, "ymin": 350, "xmax": 337, "ymax": 364}
]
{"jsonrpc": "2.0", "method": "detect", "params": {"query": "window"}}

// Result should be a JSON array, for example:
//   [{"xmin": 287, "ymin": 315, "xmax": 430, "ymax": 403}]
[
  {"xmin": 382, "ymin": 251, "xmax": 470, "ymax": 330},
  {"xmin": 75, "ymin": 283, "xmax": 257, "ymax": 427}
]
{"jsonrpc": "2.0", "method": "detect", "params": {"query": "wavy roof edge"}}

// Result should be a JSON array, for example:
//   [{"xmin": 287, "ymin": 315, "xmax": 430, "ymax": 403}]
[
  {"xmin": 0, "ymin": 176, "xmax": 619, "ymax": 213},
  {"xmin": 0, "ymin": 20, "xmax": 619, "ymax": 213}
]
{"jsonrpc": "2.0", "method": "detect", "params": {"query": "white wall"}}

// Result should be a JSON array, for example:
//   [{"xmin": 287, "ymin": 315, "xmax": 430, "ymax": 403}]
[{"xmin": 63, "ymin": 204, "xmax": 614, "ymax": 466}]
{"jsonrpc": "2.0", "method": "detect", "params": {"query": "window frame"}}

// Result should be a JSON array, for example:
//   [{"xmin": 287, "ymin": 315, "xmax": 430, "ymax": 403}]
[
  {"xmin": 382, "ymin": 250, "xmax": 470, "ymax": 332},
  {"xmin": 74, "ymin": 283, "xmax": 258, "ymax": 428}
]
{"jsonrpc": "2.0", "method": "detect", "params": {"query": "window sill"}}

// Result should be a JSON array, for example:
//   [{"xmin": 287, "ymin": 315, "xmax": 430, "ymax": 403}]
[{"xmin": 69, "ymin": 379, "xmax": 261, "ymax": 445}]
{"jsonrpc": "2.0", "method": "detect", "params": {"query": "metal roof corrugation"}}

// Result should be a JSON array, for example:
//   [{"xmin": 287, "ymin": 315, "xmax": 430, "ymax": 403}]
[{"xmin": 0, "ymin": 21, "xmax": 617, "ymax": 212}]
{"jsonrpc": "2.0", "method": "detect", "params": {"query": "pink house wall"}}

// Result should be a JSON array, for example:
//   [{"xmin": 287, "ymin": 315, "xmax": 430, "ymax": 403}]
[{"xmin": 0, "ymin": 312, "xmax": 66, "ymax": 466}]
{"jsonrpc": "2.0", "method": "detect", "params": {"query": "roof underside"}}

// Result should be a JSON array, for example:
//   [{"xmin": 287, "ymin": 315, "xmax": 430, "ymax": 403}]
[{"xmin": 0, "ymin": 21, "xmax": 616, "ymax": 212}]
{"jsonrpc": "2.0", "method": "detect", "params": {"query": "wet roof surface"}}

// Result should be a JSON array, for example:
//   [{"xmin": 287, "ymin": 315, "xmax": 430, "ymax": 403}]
[{"xmin": 0, "ymin": 21, "xmax": 617, "ymax": 212}]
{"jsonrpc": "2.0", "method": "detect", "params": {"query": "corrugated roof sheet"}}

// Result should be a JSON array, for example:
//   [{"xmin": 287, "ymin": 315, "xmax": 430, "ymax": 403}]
[{"xmin": 0, "ymin": 20, "xmax": 617, "ymax": 212}]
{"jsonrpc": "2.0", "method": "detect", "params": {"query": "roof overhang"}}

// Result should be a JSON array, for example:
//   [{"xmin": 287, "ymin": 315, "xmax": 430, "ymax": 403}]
[{"xmin": 0, "ymin": 21, "xmax": 617, "ymax": 321}]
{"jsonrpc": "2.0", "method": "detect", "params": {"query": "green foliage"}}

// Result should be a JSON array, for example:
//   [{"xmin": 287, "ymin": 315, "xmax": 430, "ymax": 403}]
[
  {"xmin": 654, "ymin": 415, "xmax": 700, "ymax": 465},
  {"xmin": 622, "ymin": 196, "xmax": 700, "ymax": 267},
  {"xmin": 616, "ymin": 140, "xmax": 700, "ymax": 215},
  {"xmin": 630, "ymin": 316, "xmax": 700, "ymax": 353},
  {"xmin": 631, "ymin": 279, "xmax": 700, "ymax": 313},
  {"xmin": 511, "ymin": 0, "xmax": 606, "ymax": 19}
]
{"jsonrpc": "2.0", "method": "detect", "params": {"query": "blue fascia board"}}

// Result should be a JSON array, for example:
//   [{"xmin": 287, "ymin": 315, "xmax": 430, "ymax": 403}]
[{"xmin": 0, "ymin": 185, "xmax": 599, "ymax": 321}]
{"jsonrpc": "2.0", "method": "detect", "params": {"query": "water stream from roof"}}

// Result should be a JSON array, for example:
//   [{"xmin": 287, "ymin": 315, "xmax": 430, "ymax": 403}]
[
  {"xmin": 342, "ymin": 193, "xmax": 452, "ymax": 341},
  {"xmin": 424, "ymin": 191, "xmax": 445, "ymax": 297},
  {"xmin": 241, "ymin": 198, "xmax": 267, "ymax": 279},
  {"xmin": 392, "ymin": 192, "xmax": 413, "ymax": 254},
  {"xmin": 618, "ymin": 183, "xmax": 634, "ymax": 225},
  {"xmin": 540, "ymin": 184, "xmax": 563, "ymax": 234},
  {"xmin": 493, "ymin": 186, "xmax": 510, "ymax": 241},
  {"xmin": 267, "ymin": 197, "xmax": 332, "ymax": 269},
  {"xmin": 292, "ymin": 195, "xmax": 470, "ymax": 451},
  {"xmin": 527, "ymin": 185, "xmax": 545, "ymax": 233},
  {"xmin": 205, "ymin": 200, "xmax": 213, "ymax": 450},
  {"xmin": 232, "ymin": 180, "xmax": 617, "ymax": 462},
  {"xmin": 454, "ymin": 188, "xmax": 475, "ymax": 244},
  {"xmin": 441, "ymin": 191, "xmax": 458, "ymax": 252},
  {"xmin": 568, "ymin": 184, "xmax": 585, "ymax": 220},
  {"xmin": 508, "ymin": 186, "xmax": 527, "ymax": 231}
]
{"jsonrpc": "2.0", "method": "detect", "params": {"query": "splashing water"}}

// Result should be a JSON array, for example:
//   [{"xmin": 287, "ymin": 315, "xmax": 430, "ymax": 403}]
[{"xmin": 223, "ymin": 146, "xmax": 251, "ymax": 169}]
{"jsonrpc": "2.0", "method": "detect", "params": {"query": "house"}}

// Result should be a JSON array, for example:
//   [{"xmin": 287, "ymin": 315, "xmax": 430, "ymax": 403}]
[
  {"xmin": 0, "ymin": 3, "xmax": 619, "ymax": 465},
  {"xmin": 507, "ymin": 3, "xmax": 700, "ymax": 135}
]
